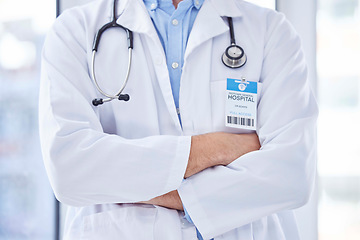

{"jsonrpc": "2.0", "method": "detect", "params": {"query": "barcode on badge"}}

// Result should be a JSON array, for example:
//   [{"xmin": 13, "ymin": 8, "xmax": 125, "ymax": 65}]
[{"xmin": 227, "ymin": 116, "xmax": 254, "ymax": 127}]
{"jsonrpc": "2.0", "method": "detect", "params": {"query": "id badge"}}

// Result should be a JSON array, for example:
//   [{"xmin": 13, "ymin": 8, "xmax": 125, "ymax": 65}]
[{"xmin": 225, "ymin": 78, "xmax": 258, "ymax": 130}]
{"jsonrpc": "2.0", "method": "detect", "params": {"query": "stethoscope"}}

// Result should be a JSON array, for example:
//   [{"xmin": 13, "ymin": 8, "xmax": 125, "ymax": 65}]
[
  {"xmin": 222, "ymin": 17, "xmax": 247, "ymax": 69},
  {"xmin": 91, "ymin": 0, "xmax": 247, "ymax": 106}
]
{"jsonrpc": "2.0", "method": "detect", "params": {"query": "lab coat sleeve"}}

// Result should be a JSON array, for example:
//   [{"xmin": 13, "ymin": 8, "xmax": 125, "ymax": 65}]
[
  {"xmin": 177, "ymin": 12, "xmax": 318, "ymax": 239},
  {"xmin": 39, "ymin": 10, "xmax": 190, "ymax": 207}
]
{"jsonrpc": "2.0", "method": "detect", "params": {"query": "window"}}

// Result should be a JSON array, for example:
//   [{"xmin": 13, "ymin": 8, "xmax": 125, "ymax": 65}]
[
  {"xmin": 247, "ymin": 0, "xmax": 276, "ymax": 9},
  {"xmin": 317, "ymin": 0, "xmax": 360, "ymax": 239},
  {"xmin": 0, "ymin": 0, "xmax": 57, "ymax": 239}
]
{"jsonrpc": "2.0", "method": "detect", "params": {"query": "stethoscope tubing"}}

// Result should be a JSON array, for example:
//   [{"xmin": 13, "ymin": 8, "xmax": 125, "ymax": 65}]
[{"xmin": 91, "ymin": 48, "xmax": 132, "ymax": 101}]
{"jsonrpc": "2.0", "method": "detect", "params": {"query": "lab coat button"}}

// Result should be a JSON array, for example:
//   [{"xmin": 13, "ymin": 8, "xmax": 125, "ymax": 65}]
[
  {"xmin": 150, "ymin": 3, "xmax": 157, "ymax": 10},
  {"xmin": 172, "ymin": 19, "xmax": 179, "ymax": 26},
  {"xmin": 172, "ymin": 62, "xmax": 179, "ymax": 69}
]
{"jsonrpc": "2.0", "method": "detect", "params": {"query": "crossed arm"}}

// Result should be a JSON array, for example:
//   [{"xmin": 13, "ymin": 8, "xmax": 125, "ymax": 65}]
[{"xmin": 140, "ymin": 132, "xmax": 261, "ymax": 210}]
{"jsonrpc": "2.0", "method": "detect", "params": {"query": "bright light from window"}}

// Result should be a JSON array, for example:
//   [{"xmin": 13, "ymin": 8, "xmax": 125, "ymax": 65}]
[
  {"xmin": 246, "ymin": 0, "xmax": 276, "ymax": 9},
  {"xmin": 317, "ymin": 0, "xmax": 360, "ymax": 239}
]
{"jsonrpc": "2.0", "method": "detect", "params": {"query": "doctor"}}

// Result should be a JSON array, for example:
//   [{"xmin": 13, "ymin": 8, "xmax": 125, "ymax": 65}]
[{"xmin": 39, "ymin": 0, "xmax": 318, "ymax": 239}]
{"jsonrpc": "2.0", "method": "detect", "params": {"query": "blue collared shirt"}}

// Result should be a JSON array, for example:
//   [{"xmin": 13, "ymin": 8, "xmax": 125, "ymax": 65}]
[
  {"xmin": 143, "ymin": 1, "xmax": 210, "ymax": 239},
  {"xmin": 143, "ymin": 0, "xmax": 203, "ymax": 111}
]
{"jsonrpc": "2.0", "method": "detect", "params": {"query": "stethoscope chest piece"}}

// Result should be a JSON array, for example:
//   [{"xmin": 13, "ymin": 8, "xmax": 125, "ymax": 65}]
[
  {"xmin": 222, "ymin": 17, "xmax": 247, "ymax": 69},
  {"xmin": 222, "ymin": 44, "xmax": 247, "ymax": 68}
]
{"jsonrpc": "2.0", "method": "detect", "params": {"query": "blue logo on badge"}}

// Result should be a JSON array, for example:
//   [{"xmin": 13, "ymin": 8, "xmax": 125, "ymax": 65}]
[{"xmin": 227, "ymin": 78, "xmax": 257, "ymax": 94}]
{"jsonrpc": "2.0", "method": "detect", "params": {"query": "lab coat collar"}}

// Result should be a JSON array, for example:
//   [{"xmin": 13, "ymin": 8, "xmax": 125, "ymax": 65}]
[
  {"xmin": 184, "ymin": 0, "xmax": 244, "ymax": 59},
  {"xmin": 113, "ymin": 0, "xmax": 158, "ymax": 37},
  {"xmin": 113, "ymin": 0, "xmax": 244, "ymax": 35},
  {"xmin": 208, "ymin": 0, "xmax": 244, "ymax": 18}
]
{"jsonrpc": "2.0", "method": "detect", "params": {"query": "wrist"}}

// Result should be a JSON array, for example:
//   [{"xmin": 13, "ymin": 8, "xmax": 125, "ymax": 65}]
[{"xmin": 186, "ymin": 134, "xmax": 213, "ymax": 178}]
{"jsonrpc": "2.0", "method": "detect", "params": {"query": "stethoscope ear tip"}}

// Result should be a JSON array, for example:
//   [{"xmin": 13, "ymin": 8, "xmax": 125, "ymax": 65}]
[
  {"xmin": 92, "ymin": 98, "xmax": 104, "ymax": 106},
  {"xmin": 118, "ymin": 94, "xmax": 130, "ymax": 101},
  {"xmin": 92, "ymin": 94, "xmax": 130, "ymax": 107}
]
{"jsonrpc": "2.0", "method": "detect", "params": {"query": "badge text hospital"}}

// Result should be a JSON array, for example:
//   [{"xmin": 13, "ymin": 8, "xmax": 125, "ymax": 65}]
[{"xmin": 225, "ymin": 78, "xmax": 258, "ymax": 130}]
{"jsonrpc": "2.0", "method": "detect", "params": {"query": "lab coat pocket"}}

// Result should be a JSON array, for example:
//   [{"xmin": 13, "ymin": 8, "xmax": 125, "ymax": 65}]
[
  {"xmin": 210, "ymin": 79, "xmax": 262, "ymax": 133},
  {"xmin": 81, "ymin": 205, "xmax": 157, "ymax": 240}
]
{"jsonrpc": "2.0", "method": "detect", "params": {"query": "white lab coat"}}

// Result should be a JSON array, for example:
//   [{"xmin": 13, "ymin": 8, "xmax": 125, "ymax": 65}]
[{"xmin": 39, "ymin": 0, "xmax": 318, "ymax": 239}]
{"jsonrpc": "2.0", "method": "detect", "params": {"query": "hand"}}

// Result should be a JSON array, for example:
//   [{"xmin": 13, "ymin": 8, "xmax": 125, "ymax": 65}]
[
  {"xmin": 139, "ymin": 190, "xmax": 183, "ymax": 211},
  {"xmin": 185, "ymin": 132, "xmax": 260, "ymax": 178},
  {"xmin": 137, "ymin": 133, "xmax": 260, "ymax": 210}
]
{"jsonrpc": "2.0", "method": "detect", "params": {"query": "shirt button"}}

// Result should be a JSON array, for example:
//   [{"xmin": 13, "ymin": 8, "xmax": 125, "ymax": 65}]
[
  {"xmin": 172, "ymin": 62, "xmax": 179, "ymax": 69},
  {"xmin": 195, "ymin": 0, "xmax": 200, "ymax": 6},
  {"xmin": 172, "ymin": 19, "xmax": 179, "ymax": 26},
  {"xmin": 150, "ymin": 3, "xmax": 156, "ymax": 10}
]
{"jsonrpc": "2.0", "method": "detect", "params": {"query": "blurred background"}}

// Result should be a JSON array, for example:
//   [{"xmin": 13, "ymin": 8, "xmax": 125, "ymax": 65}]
[
  {"xmin": 0, "ymin": 0, "xmax": 56, "ymax": 239},
  {"xmin": 0, "ymin": 0, "xmax": 359, "ymax": 239}
]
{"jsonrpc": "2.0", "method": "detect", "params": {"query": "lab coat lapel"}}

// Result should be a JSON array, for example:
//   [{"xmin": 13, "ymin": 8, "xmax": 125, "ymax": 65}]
[
  {"xmin": 115, "ymin": 0, "xmax": 158, "ymax": 38},
  {"xmin": 184, "ymin": 0, "xmax": 243, "ymax": 60},
  {"xmin": 115, "ymin": 0, "xmax": 183, "ymax": 131}
]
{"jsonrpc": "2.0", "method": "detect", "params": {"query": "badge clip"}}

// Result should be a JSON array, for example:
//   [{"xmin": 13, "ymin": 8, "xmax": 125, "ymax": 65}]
[{"xmin": 235, "ymin": 77, "xmax": 249, "ymax": 92}]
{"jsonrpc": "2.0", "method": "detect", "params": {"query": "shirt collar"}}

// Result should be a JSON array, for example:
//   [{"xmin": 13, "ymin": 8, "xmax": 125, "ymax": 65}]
[
  {"xmin": 193, "ymin": 0, "xmax": 205, "ymax": 10},
  {"xmin": 143, "ymin": 0, "xmax": 205, "ymax": 11}
]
